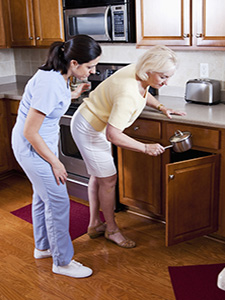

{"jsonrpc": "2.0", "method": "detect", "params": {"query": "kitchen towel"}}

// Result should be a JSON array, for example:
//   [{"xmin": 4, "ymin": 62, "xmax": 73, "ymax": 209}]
[
  {"xmin": 11, "ymin": 200, "xmax": 105, "ymax": 240},
  {"xmin": 169, "ymin": 263, "xmax": 225, "ymax": 300}
]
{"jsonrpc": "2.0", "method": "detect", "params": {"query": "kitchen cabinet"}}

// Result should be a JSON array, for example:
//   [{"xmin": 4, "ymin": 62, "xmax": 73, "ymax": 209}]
[
  {"xmin": 136, "ymin": 0, "xmax": 225, "ymax": 48},
  {"xmin": 8, "ymin": 100, "xmax": 22, "ymax": 172},
  {"xmin": 0, "ymin": 99, "xmax": 22, "ymax": 176},
  {"xmin": 0, "ymin": 0, "xmax": 10, "ymax": 48},
  {"xmin": 7, "ymin": 0, "xmax": 64, "ymax": 47},
  {"xmin": 118, "ymin": 118, "xmax": 163, "ymax": 215},
  {"xmin": 117, "ymin": 118, "xmax": 220, "ymax": 246},
  {"xmin": 0, "ymin": 100, "xmax": 11, "ymax": 173}
]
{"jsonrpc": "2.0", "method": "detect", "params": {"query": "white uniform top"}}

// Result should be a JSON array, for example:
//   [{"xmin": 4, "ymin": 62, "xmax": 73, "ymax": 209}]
[{"xmin": 12, "ymin": 69, "xmax": 71, "ymax": 156}]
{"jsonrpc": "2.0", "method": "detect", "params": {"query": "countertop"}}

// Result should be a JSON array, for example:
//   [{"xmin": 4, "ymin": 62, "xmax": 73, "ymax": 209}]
[
  {"xmin": 141, "ymin": 95, "xmax": 225, "ymax": 129},
  {"xmin": 0, "ymin": 82, "xmax": 26, "ymax": 101},
  {"xmin": 1, "ymin": 82, "xmax": 225, "ymax": 129}
]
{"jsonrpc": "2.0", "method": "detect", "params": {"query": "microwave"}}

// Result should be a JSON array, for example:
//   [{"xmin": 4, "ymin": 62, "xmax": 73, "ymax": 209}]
[{"xmin": 63, "ymin": 0, "xmax": 136, "ymax": 42}]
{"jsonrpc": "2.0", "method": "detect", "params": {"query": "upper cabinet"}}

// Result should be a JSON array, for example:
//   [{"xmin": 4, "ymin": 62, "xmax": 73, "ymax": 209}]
[
  {"xmin": 0, "ymin": 0, "xmax": 10, "ymax": 48},
  {"xmin": 7, "ymin": 0, "xmax": 64, "ymax": 47},
  {"xmin": 136, "ymin": 0, "xmax": 225, "ymax": 49}
]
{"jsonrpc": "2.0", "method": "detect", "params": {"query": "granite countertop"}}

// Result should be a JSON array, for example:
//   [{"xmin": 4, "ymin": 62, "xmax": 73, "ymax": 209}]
[
  {"xmin": 1, "ymin": 82, "xmax": 225, "ymax": 129},
  {"xmin": 0, "ymin": 82, "xmax": 26, "ymax": 100},
  {"xmin": 141, "ymin": 95, "xmax": 225, "ymax": 129}
]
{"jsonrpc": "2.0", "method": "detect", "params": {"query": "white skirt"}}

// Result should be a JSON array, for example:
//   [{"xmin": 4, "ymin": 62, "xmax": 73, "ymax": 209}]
[{"xmin": 70, "ymin": 111, "xmax": 117, "ymax": 178}]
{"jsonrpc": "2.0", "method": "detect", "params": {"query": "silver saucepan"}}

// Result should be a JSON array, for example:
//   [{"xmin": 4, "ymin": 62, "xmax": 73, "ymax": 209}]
[{"xmin": 164, "ymin": 130, "xmax": 192, "ymax": 153}]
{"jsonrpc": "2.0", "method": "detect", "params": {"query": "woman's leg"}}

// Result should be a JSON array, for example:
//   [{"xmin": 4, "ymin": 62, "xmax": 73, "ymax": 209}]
[
  {"xmin": 32, "ymin": 188, "xmax": 50, "ymax": 251},
  {"xmin": 16, "ymin": 152, "xmax": 74, "ymax": 266},
  {"xmin": 89, "ymin": 173, "xmax": 132, "ymax": 245},
  {"xmin": 88, "ymin": 176, "xmax": 101, "ymax": 227}
]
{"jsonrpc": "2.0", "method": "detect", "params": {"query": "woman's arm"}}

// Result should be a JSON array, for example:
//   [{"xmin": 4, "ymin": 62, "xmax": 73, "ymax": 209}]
[
  {"xmin": 23, "ymin": 108, "xmax": 68, "ymax": 185},
  {"xmin": 146, "ymin": 92, "xmax": 186, "ymax": 119},
  {"xmin": 106, "ymin": 123, "xmax": 165, "ymax": 156}
]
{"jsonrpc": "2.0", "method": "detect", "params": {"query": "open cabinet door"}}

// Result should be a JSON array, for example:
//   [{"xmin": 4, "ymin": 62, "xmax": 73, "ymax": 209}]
[{"xmin": 165, "ymin": 154, "xmax": 219, "ymax": 246}]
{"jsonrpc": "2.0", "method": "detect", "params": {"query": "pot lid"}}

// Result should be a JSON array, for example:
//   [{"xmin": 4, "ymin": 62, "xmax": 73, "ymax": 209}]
[{"xmin": 169, "ymin": 130, "xmax": 191, "ymax": 143}]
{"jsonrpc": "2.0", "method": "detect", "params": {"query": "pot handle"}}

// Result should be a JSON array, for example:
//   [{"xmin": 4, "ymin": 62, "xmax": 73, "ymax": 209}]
[
  {"xmin": 175, "ymin": 130, "xmax": 183, "ymax": 136},
  {"xmin": 164, "ymin": 144, "xmax": 173, "ymax": 150}
]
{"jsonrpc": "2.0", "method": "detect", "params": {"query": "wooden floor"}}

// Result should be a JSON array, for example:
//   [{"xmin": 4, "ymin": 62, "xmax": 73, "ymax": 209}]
[{"xmin": 1, "ymin": 173, "xmax": 225, "ymax": 300}]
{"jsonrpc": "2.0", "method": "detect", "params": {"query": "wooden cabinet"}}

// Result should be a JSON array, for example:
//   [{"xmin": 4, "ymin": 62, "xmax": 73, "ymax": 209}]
[
  {"xmin": 166, "ymin": 154, "xmax": 219, "ymax": 246},
  {"xmin": 136, "ymin": 0, "xmax": 225, "ymax": 49},
  {"xmin": 0, "ymin": 100, "xmax": 11, "ymax": 173},
  {"xmin": 118, "ymin": 118, "xmax": 220, "ymax": 246},
  {"xmin": 0, "ymin": 99, "xmax": 22, "ymax": 176},
  {"xmin": 7, "ymin": 0, "xmax": 64, "ymax": 47},
  {"xmin": 8, "ymin": 100, "xmax": 22, "ymax": 171},
  {"xmin": 118, "ymin": 119, "xmax": 163, "ymax": 215},
  {"xmin": 0, "ymin": 0, "xmax": 10, "ymax": 48}
]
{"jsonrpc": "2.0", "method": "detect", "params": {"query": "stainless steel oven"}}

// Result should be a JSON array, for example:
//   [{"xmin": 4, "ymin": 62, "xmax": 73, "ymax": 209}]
[{"xmin": 59, "ymin": 63, "xmax": 126, "ymax": 201}]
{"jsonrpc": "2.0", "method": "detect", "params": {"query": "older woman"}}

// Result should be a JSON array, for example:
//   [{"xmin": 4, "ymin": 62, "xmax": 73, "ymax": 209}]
[{"xmin": 70, "ymin": 45, "xmax": 186, "ymax": 248}]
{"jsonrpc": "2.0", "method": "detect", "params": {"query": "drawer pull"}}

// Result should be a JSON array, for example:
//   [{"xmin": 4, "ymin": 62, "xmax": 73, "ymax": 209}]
[
  {"xmin": 134, "ymin": 126, "xmax": 139, "ymax": 131},
  {"xmin": 169, "ymin": 175, "xmax": 175, "ymax": 180}
]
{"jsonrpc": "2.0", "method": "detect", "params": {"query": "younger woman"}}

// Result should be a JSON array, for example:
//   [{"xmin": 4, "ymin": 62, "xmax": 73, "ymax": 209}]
[{"xmin": 12, "ymin": 35, "xmax": 102, "ymax": 278}]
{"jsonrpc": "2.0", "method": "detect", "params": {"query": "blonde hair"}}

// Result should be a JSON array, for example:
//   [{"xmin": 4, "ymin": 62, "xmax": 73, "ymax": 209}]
[{"xmin": 135, "ymin": 45, "xmax": 177, "ymax": 81}]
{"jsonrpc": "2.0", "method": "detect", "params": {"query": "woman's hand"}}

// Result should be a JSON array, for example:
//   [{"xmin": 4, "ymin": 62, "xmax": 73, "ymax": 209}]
[
  {"xmin": 160, "ymin": 106, "xmax": 186, "ymax": 119},
  {"xmin": 51, "ymin": 159, "xmax": 68, "ymax": 185},
  {"xmin": 144, "ymin": 143, "xmax": 165, "ymax": 156},
  {"xmin": 24, "ymin": 108, "xmax": 68, "ymax": 186},
  {"xmin": 71, "ymin": 82, "xmax": 91, "ymax": 99}
]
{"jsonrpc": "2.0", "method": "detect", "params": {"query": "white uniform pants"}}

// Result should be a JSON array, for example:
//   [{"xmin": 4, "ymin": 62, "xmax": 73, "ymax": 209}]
[{"xmin": 13, "ymin": 148, "xmax": 74, "ymax": 266}]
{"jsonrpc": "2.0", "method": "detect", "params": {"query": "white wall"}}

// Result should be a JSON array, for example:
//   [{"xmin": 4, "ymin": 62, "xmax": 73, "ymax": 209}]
[{"xmin": 0, "ymin": 45, "xmax": 225, "ymax": 98}]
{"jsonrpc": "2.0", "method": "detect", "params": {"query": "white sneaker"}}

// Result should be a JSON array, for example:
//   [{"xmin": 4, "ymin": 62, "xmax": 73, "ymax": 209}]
[
  {"xmin": 217, "ymin": 267, "xmax": 225, "ymax": 291},
  {"xmin": 34, "ymin": 248, "xmax": 52, "ymax": 259},
  {"xmin": 52, "ymin": 260, "xmax": 93, "ymax": 278}
]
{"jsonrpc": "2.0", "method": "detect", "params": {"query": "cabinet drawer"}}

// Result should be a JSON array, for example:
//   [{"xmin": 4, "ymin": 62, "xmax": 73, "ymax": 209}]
[
  {"xmin": 125, "ymin": 118, "xmax": 161, "ymax": 140},
  {"xmin": 10, "ymin": 100, "xmax": 20, "ymax": 115},
  {"xmin": 166, "ymin": 123, "xmax": 220, "ymax": 151}
]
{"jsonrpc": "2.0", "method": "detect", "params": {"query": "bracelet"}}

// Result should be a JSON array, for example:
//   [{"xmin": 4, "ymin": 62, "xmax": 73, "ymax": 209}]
[
  {"xmin": 144, "ymin": 144, "xmax": 148, "ymax": 154},
  {"xmin": 157, "ymin": 103, "xmax": 164, "ymax": 111}
]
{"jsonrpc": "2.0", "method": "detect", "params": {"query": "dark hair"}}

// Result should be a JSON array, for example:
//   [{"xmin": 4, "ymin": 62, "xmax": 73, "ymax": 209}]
[{"xmin": 39, "ymin": 35, "xmax": 102, "ymax": 74}]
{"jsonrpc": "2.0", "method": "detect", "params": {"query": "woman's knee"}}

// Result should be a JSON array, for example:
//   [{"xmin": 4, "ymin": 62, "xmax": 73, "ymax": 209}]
[{"xmin": 98, "ymin": 174, "xmax": 117, "ymax": 189}]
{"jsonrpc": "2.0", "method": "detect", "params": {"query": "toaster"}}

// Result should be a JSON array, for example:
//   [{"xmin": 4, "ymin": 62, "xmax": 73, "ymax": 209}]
[{"xmin": 185, "ymin": 79, "xmax": 221, "ymax": 104}]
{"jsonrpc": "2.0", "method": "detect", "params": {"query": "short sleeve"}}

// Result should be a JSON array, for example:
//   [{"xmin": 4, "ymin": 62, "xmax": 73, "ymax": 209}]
[
  {"xmin": 31, "ymin": 72, "xmax": 65, "ymax": 116},
  {"xmin": 108, "ymin": 94, "xmax": 137, "ymax": 131}
]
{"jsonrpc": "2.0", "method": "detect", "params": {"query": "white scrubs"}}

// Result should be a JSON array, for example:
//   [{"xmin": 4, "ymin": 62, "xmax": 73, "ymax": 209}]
[{"xmin": 12, "ymin": 70, "xmax": 73, "ymax": 266}]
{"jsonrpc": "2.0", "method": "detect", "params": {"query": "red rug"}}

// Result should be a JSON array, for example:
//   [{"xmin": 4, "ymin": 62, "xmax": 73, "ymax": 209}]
[
  {"xmin": 169, "ymin": 263, "xmax": 225, "ymax": 300},
  {"xmin": 11, "ymin": 200, "xmax": 105, "ymax": 240}
]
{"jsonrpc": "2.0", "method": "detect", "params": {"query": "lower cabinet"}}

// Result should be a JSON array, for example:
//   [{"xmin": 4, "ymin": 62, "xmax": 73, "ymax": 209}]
[
  {"xmin": 0, "ymin": 99, "xmax": 10, "ymax": 173},
  {"xmin": 8, "ymin": 100, "xmax": 21, "ymax": 171},
  {"xmin": 118, "ymin": 147, "xmax": 162, "ymax": 215},
  {"xmin": 117, "ymin": 118, "xmax": 220, "ymax": 246},
  {"xmin": 166, "ymin": 152, "xmax": 219, "ymax": 246},
  {"xmin": 0, "ymin": 99, "xmax": 21, "ymax": 176}
]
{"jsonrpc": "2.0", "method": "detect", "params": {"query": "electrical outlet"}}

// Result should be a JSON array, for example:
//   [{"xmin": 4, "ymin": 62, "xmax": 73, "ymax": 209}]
[{"xmin": 200, "ymin": 63, "xmax": 209, "ymax": 78}]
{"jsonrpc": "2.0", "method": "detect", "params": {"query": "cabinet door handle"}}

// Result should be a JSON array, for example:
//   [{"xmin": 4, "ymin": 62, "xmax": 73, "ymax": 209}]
[
  {"xmin": 134, "ymin": 126, "xmax": 139, "ymax": 131},
  {"xmin": 36, "ymin": 36, "xmax": 40, "ymax": 40},
  {"xmin": 196, "ymin": 33, "xmax": 203, "ymax": 38},
  {"xmin": 183, "ymin": 33, "xmax": 190, "ymax": 38},
  {"xmin": 169, "ymin": 175, "xmax": 175, "ymax": 180},
  {"xmin": 29, "ymin": 36, "xmax": 33, "ymax": 40}
]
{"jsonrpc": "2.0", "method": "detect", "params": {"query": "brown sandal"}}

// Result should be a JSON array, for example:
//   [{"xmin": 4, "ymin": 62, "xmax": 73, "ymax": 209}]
[
  {"xmin": 87, "ymin": 222, "xmax": 106, "ymax": 239},
  {"xmin": 105, "ymin": 229, "xmax": 136, "ymax": 248}
]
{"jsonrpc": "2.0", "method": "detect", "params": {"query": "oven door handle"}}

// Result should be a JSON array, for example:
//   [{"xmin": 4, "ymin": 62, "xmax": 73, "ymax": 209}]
[{"xmin": 66, "ymin": 177, "xmax": 89, "ymax": 187}]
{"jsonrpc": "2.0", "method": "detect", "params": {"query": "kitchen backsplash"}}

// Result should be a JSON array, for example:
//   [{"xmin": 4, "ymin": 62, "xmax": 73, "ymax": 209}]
[{"xmin": 0, "ymin": 45, "xmax": 225, "ymax": 99}]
